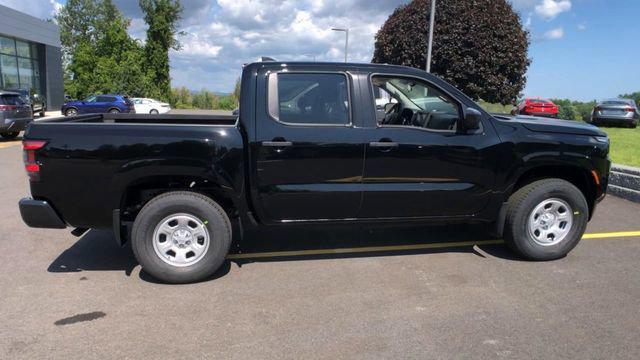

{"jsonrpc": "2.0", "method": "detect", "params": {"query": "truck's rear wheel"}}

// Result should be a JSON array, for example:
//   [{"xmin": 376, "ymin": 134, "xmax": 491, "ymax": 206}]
[
  {"xmin": 503, "ymin": 179, "xmax": 588, "ymax": 261},
  {"xmin": 131, "ymin": 191, "xmax": 231, "ymax": 283}
]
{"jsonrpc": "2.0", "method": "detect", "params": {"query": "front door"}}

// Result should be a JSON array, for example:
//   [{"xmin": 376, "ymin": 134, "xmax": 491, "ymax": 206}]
[
  {"xmin": 253, "ymin": 71, "xmax": 364, "ymax": 222},
  {"xmin": 360, "ymin": 75, "xmax": 497, "ymax": 218}
]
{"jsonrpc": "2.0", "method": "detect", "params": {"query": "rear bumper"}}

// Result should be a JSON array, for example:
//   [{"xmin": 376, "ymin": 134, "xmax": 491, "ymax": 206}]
[
  {"xmin": 592, "ymin": 116, "xmax": 637, "ymax": 124},
  {"xmin": 1, "ymin": 117, "xmax": 32, "ymax": 132},
  {"xmin": 19, "ymin": 198, "xmax": 66, "ymax": 229},
  {"xmin": 521, "ymin": 111, "xmax": 557, "ymax": 118}
]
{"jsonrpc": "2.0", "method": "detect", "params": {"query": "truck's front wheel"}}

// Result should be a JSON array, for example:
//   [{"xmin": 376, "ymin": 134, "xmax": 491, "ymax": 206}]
[
  {"xmin": 131, "ymin": 191, "xmax": 232, "ymax": 283},
  {"xmin": 503, "ymin": 179, "xmax": 588, "ymax": 261}
]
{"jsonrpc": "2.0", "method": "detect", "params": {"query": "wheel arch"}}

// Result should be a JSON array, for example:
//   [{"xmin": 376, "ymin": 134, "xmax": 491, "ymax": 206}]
[
  {"xmin": 493, "ymin": 164, "xmax": 598, "ymax": 238},
  {"xmin": 115, "ymin": 176, "xmax": 238, "ymax": 245}
]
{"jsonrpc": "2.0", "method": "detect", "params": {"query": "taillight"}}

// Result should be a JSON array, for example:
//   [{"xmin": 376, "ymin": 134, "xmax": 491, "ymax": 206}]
[
  {"xmin": 0, "ymin": 104, "xmax": 17, "ymax": 111},
  {"xmin": 22, "ymin": 140, "xmax": 47, "ymax": 181},
  {"xmin": 625, "ymin": 107, "xmax": 635, "ymax": 113}
]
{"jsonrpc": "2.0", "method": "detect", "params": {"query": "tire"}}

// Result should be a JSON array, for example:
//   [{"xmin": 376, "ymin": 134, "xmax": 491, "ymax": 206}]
[
  {"xmin": 65, "ymin": 108, "xmax": 77, "ymax": 116},
  {"xmin": 150, "ymin": 109, "xmax": 159, "ymax": 114},
  {"xmin": 108, "ymin": 108, "xmax": 121, "ymax": 114},
  {"xmin": 131, "ymin": 191, "xmax": 232, "ymax": 283},
  {"xmin": 503, "ymin": 179, "xmax": 588, "ymax": 261},
  {"xmin": 0, "ymin": 132, "xmax": 20, "ymax": 140}
]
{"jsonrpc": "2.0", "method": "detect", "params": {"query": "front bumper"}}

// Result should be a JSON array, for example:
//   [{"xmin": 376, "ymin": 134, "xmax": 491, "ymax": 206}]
[
  {"xmin": 1, "ymin": 117, "xmax": 32, "ymax": 132},
  {"xmin": 19, "ymin": 198, "xmax": 66, "ymax": 229}
]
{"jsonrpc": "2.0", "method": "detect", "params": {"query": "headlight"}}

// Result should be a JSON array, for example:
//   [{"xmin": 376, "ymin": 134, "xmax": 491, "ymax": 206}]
[{"xmin": 593, "ymin": 136, "xmax": 609, "ymax": 144}]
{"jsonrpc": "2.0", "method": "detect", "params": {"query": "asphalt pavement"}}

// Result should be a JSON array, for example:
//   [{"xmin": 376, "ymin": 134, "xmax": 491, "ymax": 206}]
[{"xmin": 1, "ymin": 137, "xmax": 640, "ymax": 359}]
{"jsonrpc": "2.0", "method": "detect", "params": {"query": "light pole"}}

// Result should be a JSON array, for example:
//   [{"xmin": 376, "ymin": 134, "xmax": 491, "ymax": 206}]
[
  {"xmin": 331, "ymin": 28, "xmax": 349, "ymax": 63},
  {"xmin": 426, "ymin": 0, "xmax": 436, "ymax": 72}
]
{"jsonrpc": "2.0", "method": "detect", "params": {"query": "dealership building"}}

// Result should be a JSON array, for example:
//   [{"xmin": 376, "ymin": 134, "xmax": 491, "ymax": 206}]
[{"xmin": 0, "ymin": 4, "xmax": 64, "ymax": 110}]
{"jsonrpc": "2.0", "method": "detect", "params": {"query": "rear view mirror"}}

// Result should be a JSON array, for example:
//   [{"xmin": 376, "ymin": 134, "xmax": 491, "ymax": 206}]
[
  {"xmin": 462, "ymin": 107, "xmax": 482, "ymax": 132},
  {"xmin": 384, "ymin": 102, "xmax": 395, "ymax": 113}
]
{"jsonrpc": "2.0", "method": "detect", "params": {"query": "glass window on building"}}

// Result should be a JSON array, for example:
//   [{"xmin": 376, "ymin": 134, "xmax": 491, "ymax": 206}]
[
  {"xmin": 0, "ymin": 36, "xmax": 16, "ymax": 56},
  {"xmin": 1, "ymin": 54, "xmax": 19, "ymax": 88},
  {"xmin": 0, "ymin": 36, "xmax": 41, "ymax": 93},
  {"xmin": 16, "ymin": 40, "xmax": 31, "ymax": 58}
]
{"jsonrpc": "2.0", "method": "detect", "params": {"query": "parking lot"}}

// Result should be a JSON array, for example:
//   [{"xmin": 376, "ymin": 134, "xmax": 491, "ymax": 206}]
[{"xmin": 1, "ymin": 138, "xmax": 640, "ymax": 359}]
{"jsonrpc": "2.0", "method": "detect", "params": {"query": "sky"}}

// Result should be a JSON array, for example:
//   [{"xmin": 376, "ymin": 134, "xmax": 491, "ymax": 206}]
[{"xmin": 0, "ymin": 0, "xmax": 638, "ymax": 101}]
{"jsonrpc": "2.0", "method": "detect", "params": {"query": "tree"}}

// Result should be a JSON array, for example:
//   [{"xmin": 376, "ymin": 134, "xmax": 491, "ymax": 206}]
[
  {"xmin": 619, "ymin": 91, "xmax": 640, "ymax": 106},
  {"xmin": 232, "ymin": 77, "xmax": 241, "ymax": 105},
  {"xmin": 139, "ymin": 0, "xmax": 183, "ymax": 101},
  {"xmin": 372, "ymin": 0, "xmax": 530, "ymax": 105},
  {"xmin": 57, "ymin": 0, "xmax": 151, "ymax": 99}
]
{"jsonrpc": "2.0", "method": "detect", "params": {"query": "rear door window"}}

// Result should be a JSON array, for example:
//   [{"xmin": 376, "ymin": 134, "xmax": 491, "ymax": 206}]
[{"xmin": 268, "ymin": 72, "xmax": 350, "ymax": 125}]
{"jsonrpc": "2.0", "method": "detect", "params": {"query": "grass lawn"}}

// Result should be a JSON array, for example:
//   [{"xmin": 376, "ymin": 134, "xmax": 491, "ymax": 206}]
[{"xmin": 601, "ymin": 125, "xmax": 640, "ymax": 168}]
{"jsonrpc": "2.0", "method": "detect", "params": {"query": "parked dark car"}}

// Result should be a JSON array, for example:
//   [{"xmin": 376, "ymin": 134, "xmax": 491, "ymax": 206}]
[
  {"xmin": 0, "ymin": 91, "xmax": 32, "ymax": 139},
  {"xmin": 19, "ymin": 61, "xmax": 610, "ymax": 283},
  {"xmin": 3, "ymin": 88, "xmax": 46, "ymax": 117},
  {"xmin": 590, "ymin": 98, "xmax": 638, "ymax": 128},
  {"xmin": 61, "ymin": 94, "xmax": 135, "ymax": 116}
]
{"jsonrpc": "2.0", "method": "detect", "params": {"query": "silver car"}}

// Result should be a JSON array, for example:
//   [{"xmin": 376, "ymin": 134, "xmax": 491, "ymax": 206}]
[
  {"xmin": 591, "ymin": 98, "xmax": 639, "ymax": 128},
  {"xmin": 0, "ymin": 91, "xmax": 33, "ymax": 139}
]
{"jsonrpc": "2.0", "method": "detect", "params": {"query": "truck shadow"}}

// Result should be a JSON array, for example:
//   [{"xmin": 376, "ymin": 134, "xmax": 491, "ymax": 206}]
[{"xmin": 47, "ymin": 224, "xmax": 519, "ymax": 283}]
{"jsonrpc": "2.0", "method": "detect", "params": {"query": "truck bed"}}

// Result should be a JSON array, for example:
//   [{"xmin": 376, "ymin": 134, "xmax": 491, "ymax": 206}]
[{"xmin": 24, "ymin": 113, "xmax": 245, "ymax": 229}]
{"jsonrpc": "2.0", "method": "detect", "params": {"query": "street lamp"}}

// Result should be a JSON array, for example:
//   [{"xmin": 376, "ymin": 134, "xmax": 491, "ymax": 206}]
[
  {"xmin": 331, "ymin": 28, "xmax": 349, "ymax": 63},
  {"xmin": 426, "ymin": 0, "xmax": 436, "ymax": 72}
]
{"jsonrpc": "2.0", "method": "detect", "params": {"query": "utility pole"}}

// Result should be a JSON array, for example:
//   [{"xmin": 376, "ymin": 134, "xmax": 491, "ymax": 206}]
[
  {"xmin": 332, "ymin": 28, "xmax": 349, "ymax": 62},
  {"xmin": 426, "ymin": 0, "xmax": 436, "ymax": 72}
]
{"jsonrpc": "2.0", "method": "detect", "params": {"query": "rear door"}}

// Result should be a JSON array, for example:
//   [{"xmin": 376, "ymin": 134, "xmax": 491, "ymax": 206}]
[
  {"xmin": 94, "ymin": 96, "xmax": 115, "ymax": 113},
  {"xmin": 251, "ymin": 68, "xmax": 365, "ymax": 222}
]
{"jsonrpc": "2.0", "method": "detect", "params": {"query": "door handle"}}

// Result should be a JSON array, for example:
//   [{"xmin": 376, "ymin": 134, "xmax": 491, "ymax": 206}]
[
  {"xmin": 369, "ymin": 141, "xmax": 399, "ymax": 148},
  {"xmin": 262, "ymin": 140, "xmax": 293, "ymax": 147}
]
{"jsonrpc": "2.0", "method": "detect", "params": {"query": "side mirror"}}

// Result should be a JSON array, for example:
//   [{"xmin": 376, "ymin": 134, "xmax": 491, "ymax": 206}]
[
  {"xmin": 462, "ymin": 107, "xmax": 482, "ymax": 132},
  {"xmin": 384, "ymin": 102, "xmax": 395, "ymax": 113}
]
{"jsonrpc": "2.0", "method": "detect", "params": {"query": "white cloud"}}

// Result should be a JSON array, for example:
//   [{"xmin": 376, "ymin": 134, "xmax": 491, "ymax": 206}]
[
  {"xmin": 524, "ymin": 12, "xmax": 533, "ymax": 27},
  {"xmin": 577, "ymin": 22, "xmax": 587, "ymax": 31},
  {"xmin": 535, "ymin": 0, "xmax": 571, "ymax": 20},
  {"xmin": 542, "ymin": 27, "xmax": 564, "ymax": 40}
]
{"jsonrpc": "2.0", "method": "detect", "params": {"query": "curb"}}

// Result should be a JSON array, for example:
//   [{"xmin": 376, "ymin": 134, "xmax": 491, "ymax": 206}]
[{"xmin": 608, "ymin": 164, "xmax": 640, "ymax": 203}]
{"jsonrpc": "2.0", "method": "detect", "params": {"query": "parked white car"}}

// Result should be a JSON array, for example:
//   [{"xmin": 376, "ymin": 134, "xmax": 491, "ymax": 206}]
[{"xmin": 131, "ymin": 98, "xmax": 171, "ymax": 114}]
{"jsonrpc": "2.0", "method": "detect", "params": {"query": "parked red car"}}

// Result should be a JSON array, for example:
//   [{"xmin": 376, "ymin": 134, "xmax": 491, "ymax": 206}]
[{"xmin": 516, "ymin": 98, "xmax": 558, "ymax": 118}]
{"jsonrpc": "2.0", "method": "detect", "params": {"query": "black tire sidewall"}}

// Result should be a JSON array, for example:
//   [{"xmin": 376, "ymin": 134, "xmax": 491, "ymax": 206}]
[
  {"xmin": 508, "ymin": 180, "xmax": 588, "ymax": 260},
  {"xmin": 132, "ymin": 192, "xmax": 231, "ymax": 283}
]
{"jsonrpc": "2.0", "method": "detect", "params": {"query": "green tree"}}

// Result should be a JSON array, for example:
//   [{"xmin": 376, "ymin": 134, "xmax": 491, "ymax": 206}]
[
  {"xmin": 232, "ymin": 77, "xmax": 241, "ymax": 105},
  {"xmin": 372, "ymin": 0, "xmax": 530, "ymax": 105},
  {"xmin": 619, "ymin": 91, "xmax": 640, "ymax": 106},
  {"xmin": 550, "ymin": 99, "xmax": 579, "ymax": 120},
  {"xmin": 139, "ymin": 0, "xmax": 183, "ymax": 101},
  {"xmin": 57, "ymin": 0, "xmax": 150, "ymax": 99}
]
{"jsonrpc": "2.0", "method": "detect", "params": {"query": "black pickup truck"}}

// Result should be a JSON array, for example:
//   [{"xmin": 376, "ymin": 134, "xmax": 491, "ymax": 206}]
[{"xmin": 19, "ymin": 62, "xmax": 610, "ymax": 283}]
